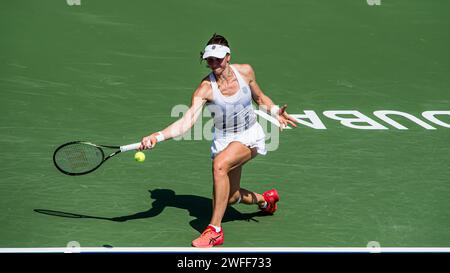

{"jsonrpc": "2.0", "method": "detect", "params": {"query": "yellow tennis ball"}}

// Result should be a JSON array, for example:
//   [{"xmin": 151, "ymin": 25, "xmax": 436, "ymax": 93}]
[{"xmin": 134, "ymin": 151, "xmax": 145, "ymax": 162}]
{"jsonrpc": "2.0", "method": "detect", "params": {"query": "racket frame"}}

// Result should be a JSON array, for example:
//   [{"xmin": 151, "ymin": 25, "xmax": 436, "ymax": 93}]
[{"xmin": 53, "ymin": 141, "xmax": 121, "ymax": 176}]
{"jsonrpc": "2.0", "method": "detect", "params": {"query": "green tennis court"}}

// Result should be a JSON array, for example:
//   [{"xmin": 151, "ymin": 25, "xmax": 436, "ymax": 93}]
[{"xmin": 1, "ymin": 0, "xmax": 449, "ymax": 249}]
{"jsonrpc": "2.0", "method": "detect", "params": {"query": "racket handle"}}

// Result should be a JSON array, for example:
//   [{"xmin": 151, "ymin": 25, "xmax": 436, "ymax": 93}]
[{"xmin": 120, "ymin": 142, "xmax": 142, "ymax": 152}]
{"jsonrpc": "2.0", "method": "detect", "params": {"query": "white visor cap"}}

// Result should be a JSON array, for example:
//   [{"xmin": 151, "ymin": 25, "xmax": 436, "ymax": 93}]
[{"xmin": 202, "ymin": 44, "xmax": 231, "ymax": 59}]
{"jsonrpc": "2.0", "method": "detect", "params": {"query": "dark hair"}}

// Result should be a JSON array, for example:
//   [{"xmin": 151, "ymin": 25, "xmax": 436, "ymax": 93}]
[
  {"xmin": 200, "ymin": 33, "xmax": 230, "ymax": 63},
  {"xmin": 206, "ymin": 33, "xmax": 229, "ymax": 47}
]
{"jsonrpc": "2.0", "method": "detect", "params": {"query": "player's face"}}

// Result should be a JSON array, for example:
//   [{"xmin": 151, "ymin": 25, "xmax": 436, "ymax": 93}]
[{"xmin": 207, "ymin": 54, "xmax": 230, "ymax": 73}]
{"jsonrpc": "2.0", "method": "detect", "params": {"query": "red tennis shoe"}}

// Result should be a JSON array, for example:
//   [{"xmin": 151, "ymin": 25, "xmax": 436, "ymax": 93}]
[
  {"xmin": 191, "ymin": 226, "xmax": 224, "ymax": 248},
  {"xmin": 260, "ymin": 189, "xmax": 279, "ymax": 214}
]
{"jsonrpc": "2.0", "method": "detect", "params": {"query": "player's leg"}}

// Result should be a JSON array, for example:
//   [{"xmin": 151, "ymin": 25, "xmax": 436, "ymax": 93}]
[
  {"xmin": 227, "ymin": 165, "xmax": 243, "ymax": 204},
  {"xmin": 192, "ymin": 141, "xmax": 255, "ymax": 247},
  {"xmin": 209, "ymin": 141, "xmax": 256, "ymax": 227},
  {"xmin": 228, "ymin": 165, "xmax": 266, "ymax": 207}
]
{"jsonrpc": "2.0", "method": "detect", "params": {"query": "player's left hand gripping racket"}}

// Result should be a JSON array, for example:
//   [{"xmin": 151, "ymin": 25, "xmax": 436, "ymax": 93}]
[{"xmin": 53, "ymin": 141, "xmax": 143, "ymax": 176}]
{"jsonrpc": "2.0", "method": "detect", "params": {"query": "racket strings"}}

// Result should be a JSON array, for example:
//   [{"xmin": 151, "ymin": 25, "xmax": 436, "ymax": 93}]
[{"xmin": 54, "ymin": 143, "xmax": 104, "ymax": 174}]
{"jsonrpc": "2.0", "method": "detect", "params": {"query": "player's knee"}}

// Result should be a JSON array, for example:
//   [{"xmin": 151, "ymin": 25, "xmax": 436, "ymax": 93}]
[{"xmin": 213, "ymin": 160, "xmax": 229, "ymax": 177}]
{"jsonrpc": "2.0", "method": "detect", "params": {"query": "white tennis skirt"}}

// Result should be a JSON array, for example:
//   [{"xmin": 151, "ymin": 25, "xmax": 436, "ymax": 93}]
[{"xmin": 210, "ymin": 122, "xmax": 267, "ymax": 159}]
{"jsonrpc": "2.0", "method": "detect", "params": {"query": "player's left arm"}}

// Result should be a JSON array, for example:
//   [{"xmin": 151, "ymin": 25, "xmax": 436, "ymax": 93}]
[{"xmin": 238, "ymin": 64, "xmax": 298, "ymax": 130}]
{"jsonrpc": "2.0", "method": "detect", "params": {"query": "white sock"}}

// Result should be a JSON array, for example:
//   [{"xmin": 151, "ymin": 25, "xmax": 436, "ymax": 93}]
[
  {"xmin": 208, "ymin": 224, "xmax": 222, "ymax": 233},
  {"xmin": 236, "ymin": 195, "xmax": 241, "ymax": 204},
  {"xmin": 260, "ymin": 201, "xmax": 268, "ymax": 209}
]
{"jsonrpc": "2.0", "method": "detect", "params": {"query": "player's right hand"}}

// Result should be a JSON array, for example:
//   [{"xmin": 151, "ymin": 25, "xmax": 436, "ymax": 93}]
[{"xmin": 139, "ymin": 133, "xmax": 158, "ymax": 150}]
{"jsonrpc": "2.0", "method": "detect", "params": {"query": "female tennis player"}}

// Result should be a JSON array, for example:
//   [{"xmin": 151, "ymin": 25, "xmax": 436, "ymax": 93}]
[{"xmin": 139, "ymin": 34, "xmax": 298, "ymax": 247}]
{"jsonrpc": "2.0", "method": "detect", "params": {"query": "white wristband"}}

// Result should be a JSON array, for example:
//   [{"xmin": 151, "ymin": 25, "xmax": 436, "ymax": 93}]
[
  {"xmin": 155, "ymin": 132, "xmax": 165, "ymax": 142},
  {"xmin": 270, "ymin": 105, "xmax": 280, "ymax": 117}
]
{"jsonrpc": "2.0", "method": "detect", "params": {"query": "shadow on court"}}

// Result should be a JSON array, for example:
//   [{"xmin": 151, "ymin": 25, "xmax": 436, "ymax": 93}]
[{"xmin": 34, "ymin": 188, "xmax": 269, "ymax": 233}]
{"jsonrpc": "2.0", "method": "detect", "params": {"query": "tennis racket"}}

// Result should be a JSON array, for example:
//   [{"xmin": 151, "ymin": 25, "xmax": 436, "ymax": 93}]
[{"xmin": 53, "ymin": 141, "xmax": 144, "ymax": 176}]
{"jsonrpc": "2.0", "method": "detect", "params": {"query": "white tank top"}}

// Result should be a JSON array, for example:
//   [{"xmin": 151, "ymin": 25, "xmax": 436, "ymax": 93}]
[{"xmin": 206, "ymin": 65, "xmax": 257, "ymax": 137}]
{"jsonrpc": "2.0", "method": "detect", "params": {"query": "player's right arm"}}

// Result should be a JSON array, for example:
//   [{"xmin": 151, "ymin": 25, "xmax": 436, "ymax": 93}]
[{"xmin": 139, "ymin": 79, "xmax": 211, "ymax": 150}]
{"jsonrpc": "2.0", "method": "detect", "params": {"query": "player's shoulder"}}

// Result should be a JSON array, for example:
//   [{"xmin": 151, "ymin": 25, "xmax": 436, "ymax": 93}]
[
  {"xmin": 233, "ymin": 63, "xmax": 255, "ymax": 78},
  {"xmin": 199, "ymin": 75, "xmax": 212, "ymax": 90},
  {"xmin": 233, "ymin": 64, "xmax": 256, "ymax": 83},
  {"xmin": 233, "ymin": 63, "xmax": 254, "ymax": 73},
  {"xmin": 194, "ymin": 75, "xmax": 213, "ymax": 99}
]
